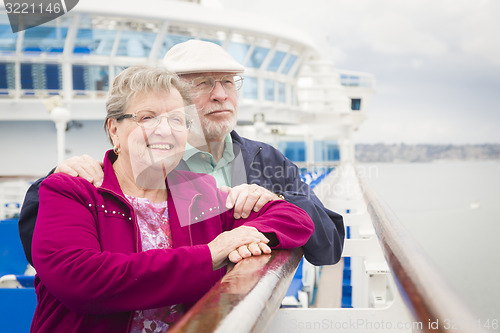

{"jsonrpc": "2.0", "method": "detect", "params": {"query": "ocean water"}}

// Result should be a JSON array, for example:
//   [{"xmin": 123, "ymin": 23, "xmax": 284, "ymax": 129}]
[{"xmin": 361, "ymin": 160, "xmax": 500, "ymax": 325}]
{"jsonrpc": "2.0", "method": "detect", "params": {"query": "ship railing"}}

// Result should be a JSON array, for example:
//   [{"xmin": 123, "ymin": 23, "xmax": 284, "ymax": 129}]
[
  {"xmin": 169, "ymin": 248, "xmax": 304, "ymax": 333},
  {"xmin": 356, "ymin": 170, "xmax": 486, "ymax": 333},
  {"xmin": 294, "ymin": 161, "xmax": 340, "ymax": 170}
]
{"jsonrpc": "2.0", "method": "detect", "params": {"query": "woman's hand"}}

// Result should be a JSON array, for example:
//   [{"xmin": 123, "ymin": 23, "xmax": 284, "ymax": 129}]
[
  {"xmin": 227, "ymin": 242, "xmax": 271, "ymax": 264},
  {"xmin": 207, "ymin": 226, "xmax": 270, "ymax": 270},
  {"xmin": 221, "ymin": 184, "xmax": 281, "ymax": 219},
  {"xmin": 55, "ymin": 155, "xmax": 104, "ymax": 187}
]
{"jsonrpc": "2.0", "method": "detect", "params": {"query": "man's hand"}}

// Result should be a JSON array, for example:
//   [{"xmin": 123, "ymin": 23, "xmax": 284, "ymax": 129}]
[
  {"xmin": 221, "ymin": 184, "xmax": 281, "ymax": 219},
  {"xmin": 54, "ymin": 155, "xmax": 104, "ymax": 187}
]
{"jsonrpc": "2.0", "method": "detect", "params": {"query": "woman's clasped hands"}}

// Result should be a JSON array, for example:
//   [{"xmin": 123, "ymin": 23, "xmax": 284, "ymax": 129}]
[{"xmin": 207, "ymin": 226, "xmax": 272, "ymax": 270}]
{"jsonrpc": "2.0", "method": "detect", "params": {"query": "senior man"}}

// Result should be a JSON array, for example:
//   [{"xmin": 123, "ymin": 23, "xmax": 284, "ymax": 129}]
[{"xmin": 18, "ymin": 40, "xmax": 344, "ymax": 267}]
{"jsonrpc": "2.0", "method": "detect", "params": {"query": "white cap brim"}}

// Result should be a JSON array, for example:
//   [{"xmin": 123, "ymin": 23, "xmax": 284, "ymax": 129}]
[{"xmin": 163, "ymin": 40, "xmax": 245, "ymax": 75}]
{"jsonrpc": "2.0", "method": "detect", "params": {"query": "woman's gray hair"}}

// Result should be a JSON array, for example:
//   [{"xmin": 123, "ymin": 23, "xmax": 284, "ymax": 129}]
[{"xmin": 104, "ymin": 65, "xmax": 192, "ymax": 144}]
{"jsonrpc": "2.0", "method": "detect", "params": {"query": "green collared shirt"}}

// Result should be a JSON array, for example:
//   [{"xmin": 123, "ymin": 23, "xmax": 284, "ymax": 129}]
[{"xmin": 183, "ymin": 134, "xmax": 235, "ymax": 188}]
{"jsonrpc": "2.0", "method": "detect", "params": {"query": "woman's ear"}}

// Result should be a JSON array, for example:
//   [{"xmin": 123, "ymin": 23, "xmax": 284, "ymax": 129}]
[{"xmin": 108, "ymin": 119, "xmax": 119, "ymax": 147}]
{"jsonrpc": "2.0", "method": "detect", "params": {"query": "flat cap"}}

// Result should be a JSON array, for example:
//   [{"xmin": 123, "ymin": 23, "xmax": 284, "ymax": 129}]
[{"xmin": 163, "ymin": 40, "xmax": 245, "ymax": 75}]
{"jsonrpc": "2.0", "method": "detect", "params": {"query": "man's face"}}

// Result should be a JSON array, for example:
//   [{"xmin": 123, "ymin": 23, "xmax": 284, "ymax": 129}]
[{"xmin": 181, "ymin": 72, "xmax": 240, "ymax": 143}]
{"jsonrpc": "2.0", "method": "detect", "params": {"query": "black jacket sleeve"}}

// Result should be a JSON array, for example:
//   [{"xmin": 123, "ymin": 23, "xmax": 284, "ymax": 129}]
[
  {"xmin": 242, "ymin": 140, "xmax": 345, "ymax": 266},
  {"xmin": 18, "ymin": 171, "xmax": 53, "ymax": 266},
  {"xmin": 280, "ymin": 182, "xmax": 344, "ymax": 266}
]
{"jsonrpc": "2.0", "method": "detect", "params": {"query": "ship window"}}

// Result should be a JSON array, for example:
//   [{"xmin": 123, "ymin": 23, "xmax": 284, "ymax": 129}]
[
  {"xmin": 45, "ymin": 64, "xmax": 62, "ymax": 91},
  {"xmin": 340, "ymin": 74, "xmax": 348, "ymax": 86},
  {"xmin": 327, "ymin": 145, "xmax": 340, "ymax": 161},
  {"xmin": 267, "ymin": 51, "xmax": 286, "ymax": 72},
  {"xmin": 23, "ymin": 25, "xmax": 68, "ymax": 53},
  {"xmin": 314, "ymin": 140, "xmax": 340, "ymax": 162},
  {"xmin": 279, "ymin": 142, "xmax": 306, "ymax": 162},
  {"xmin": 282, "ymin": 54, "xmax": 297, "ymax": 74},
  {"xmin": 242, "ymin": 76, "xmax": 258, "ymax": 99},
  {"xmin": 74, "ymin": 28, "xmax": 116, "ymax": 56},
  {"xmin": 0, "ymin": 62, "xmax": 15, "ymax": 91},
  {"xmin": 200, "ymin": 38, "xmax": 223, "ymax": 46},
  {"xmin": 72, "ymin": 66, "xmax": 85, "ymax": 91},
  {"xmin": 19, "ymin": 63, "xmax": 61, "ymax": 92},
  {"xmin": 72, "ymin": 65, "xmax": 109, "ymax": 92},
  {"xmin": 227, "ymin": 42, "xmax": 250, "ymax": 65},
  {"xmin": 114, "ymin": 66, "xmax": 128, "ymax": 76},
  {"xmin": 116, "ymin": 31, "xmax": 156, "ymax": 57},
  {"xmin": 0, "ymin": 24, "xmax": 18, "ymax": 53},
  {"xmin": 278, "ymin": 82, "xmax": 286, "ymax": 103},
  {"xmin": 157, "ymin": 35, "xmax": 193, "ymax": 59},
  {"xmin": 325, "ymin": 142, "xmax": 340, "ymax": 161},
  {"xmin": 351, "ymin": 98, "xmax": 361, "ymax": 111},
  {"xmin": 341, "ymin": 75, "xmax": 363, "ymax": 87},
  {"xmin": 20, "ymin": 64, "xmax": 34, "ymax": 90},
  {"xmin": 246, "ymin": 46, "xmax": 269, "ymax": 69},
  {"xmin": 264, "ymin": 79, "xmax": 275, "ymax": 101}
]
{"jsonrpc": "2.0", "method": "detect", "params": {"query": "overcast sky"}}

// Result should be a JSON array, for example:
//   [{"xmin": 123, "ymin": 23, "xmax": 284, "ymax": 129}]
[{"xmin": 220, "ymin": 0, "xmax": 500, "ymax": 144}]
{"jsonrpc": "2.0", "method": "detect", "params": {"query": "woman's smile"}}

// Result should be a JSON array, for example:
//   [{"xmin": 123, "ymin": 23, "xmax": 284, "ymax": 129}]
[{"xmin": 147, "ymin": 143, "xmax": 175, "ymax": 150}]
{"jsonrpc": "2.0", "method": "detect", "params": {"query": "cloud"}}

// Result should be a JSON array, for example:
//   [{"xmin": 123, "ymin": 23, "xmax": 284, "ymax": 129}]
[
  {"xmin": 459, "ymin": 5, "xmax": 500, "ymax": 65},
  {"xmin": 358, "ymin": 14, "xmax": 447, "ymax": 57},
  {"xmin": 220, "ymin": 0, "xmax": 500, "ymax": 143},
  {"xmin": 325, "ymin": 0, "xmax": 500, "ymax": 65},
  {"xmin": 410, "ymin": 59, "xmax": 424, "ymax": 70},
  {"xmin": 221, "ymin": 0, "xmax": 500, "ymax": 65}
]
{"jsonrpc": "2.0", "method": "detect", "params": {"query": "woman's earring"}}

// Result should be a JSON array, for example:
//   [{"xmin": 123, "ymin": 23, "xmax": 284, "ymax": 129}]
[{"xmin": 113, "ymin": 145, "xmax": 121, "ymax": 155}]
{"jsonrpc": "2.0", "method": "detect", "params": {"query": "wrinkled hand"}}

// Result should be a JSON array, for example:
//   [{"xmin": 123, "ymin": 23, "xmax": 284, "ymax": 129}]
[
  {"xmin": 207, "ymin": 226, "xmax": 270, "ymax": 270},
  {"xmin": 221, "ymin": 184, "xmax": 280, "ymax": 219},
  {"xmin": 54, "ymin": 154, "xmax": 104, "ymax": 187},
  {"xmin": 227, "ymin": 242, "xmax": 271, "ymax": 264}
]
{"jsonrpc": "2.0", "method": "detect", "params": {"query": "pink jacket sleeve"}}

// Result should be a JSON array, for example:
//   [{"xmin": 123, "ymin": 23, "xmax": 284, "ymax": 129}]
[
  {"xmin": 218, "ymin": 190, "xmax": 315, "ymax": 248},
  {"xmin": 32, "ymin": 175, "xmax": 216, "ymax": 314}
]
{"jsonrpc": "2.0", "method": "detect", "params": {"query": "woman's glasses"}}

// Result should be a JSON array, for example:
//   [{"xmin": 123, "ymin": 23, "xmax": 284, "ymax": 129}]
[{"xmin": 118, "ymin": 110, "xmax": 191, "ymax": 131}]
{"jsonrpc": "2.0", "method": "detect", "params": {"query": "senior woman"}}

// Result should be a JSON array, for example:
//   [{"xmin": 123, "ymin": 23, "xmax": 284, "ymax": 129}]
[{"xmin": 30, "ymin": 65, "xmax": 314, "ymax": 333}]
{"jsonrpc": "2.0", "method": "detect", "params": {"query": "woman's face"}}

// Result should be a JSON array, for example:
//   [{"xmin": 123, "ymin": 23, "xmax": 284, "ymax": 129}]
[{"xmin": 109, "ymin": 89, "xmax": 188, "ymax": 181}]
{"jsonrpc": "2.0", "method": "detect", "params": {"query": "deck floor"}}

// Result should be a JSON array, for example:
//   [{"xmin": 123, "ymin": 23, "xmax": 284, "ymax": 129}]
[{"xmin": 313, "ymin": 256, "xmax": 344, "ymax": 308}]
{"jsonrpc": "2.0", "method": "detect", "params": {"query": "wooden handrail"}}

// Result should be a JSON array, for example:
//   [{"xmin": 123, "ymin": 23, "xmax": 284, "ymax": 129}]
[
  {"xmin": 359, "ymin": 176, "xmax": 486, "ymax": 333},
  {"xmin": 169, "ymin": 248, "xmax": 304, "ymax": 333}
]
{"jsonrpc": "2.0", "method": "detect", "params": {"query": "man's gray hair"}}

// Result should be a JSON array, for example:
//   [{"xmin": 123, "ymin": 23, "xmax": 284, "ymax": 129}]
[{"xmin": 104, "ymin": 65, "xmax": 192, "ymax": 143}]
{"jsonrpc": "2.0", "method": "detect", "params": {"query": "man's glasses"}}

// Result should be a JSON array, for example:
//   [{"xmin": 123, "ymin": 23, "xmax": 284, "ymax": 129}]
[
  {"xmin": 190, "ymin": 75, "xmax": 243, "ymax": 95},
  {"xmin": 117, "ymin": 110, "xmax": 191, "ymax": 131}
]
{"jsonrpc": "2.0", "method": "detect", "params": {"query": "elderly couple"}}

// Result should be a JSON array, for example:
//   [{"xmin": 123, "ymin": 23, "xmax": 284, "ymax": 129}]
[{"xmin": 20, "ymin": 40, "xmax": 344, "ymax": 333}]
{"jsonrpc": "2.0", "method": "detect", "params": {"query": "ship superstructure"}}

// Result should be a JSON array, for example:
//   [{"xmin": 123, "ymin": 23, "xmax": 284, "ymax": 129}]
[{"xmin": 0, "ymin": 0, "xmax": 374, "ymax": 175}]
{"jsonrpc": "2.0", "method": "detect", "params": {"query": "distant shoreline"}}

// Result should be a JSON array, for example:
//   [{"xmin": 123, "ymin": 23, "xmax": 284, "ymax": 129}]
[{"xmin": 355, "ymin": 143, "xmax": 500, "ymax": 163}]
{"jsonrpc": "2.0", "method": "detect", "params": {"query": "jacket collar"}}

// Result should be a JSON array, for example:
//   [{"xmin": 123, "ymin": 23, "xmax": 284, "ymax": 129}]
[
  {"xmin": 100, "ymin": 150, "xmax": 124, "ymax": 196},
  {"xmin": 230, "ymin": 130, "xmax": 260, "ymax": 163},
  {"xmin": 99, "ymin": 149, "xmax": 217, "ymax": 224}
]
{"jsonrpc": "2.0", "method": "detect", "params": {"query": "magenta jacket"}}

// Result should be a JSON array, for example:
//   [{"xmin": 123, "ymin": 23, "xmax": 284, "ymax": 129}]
[{"xmin": 31, "ymin": 150, "xmax": 314, "ymax": 333}]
